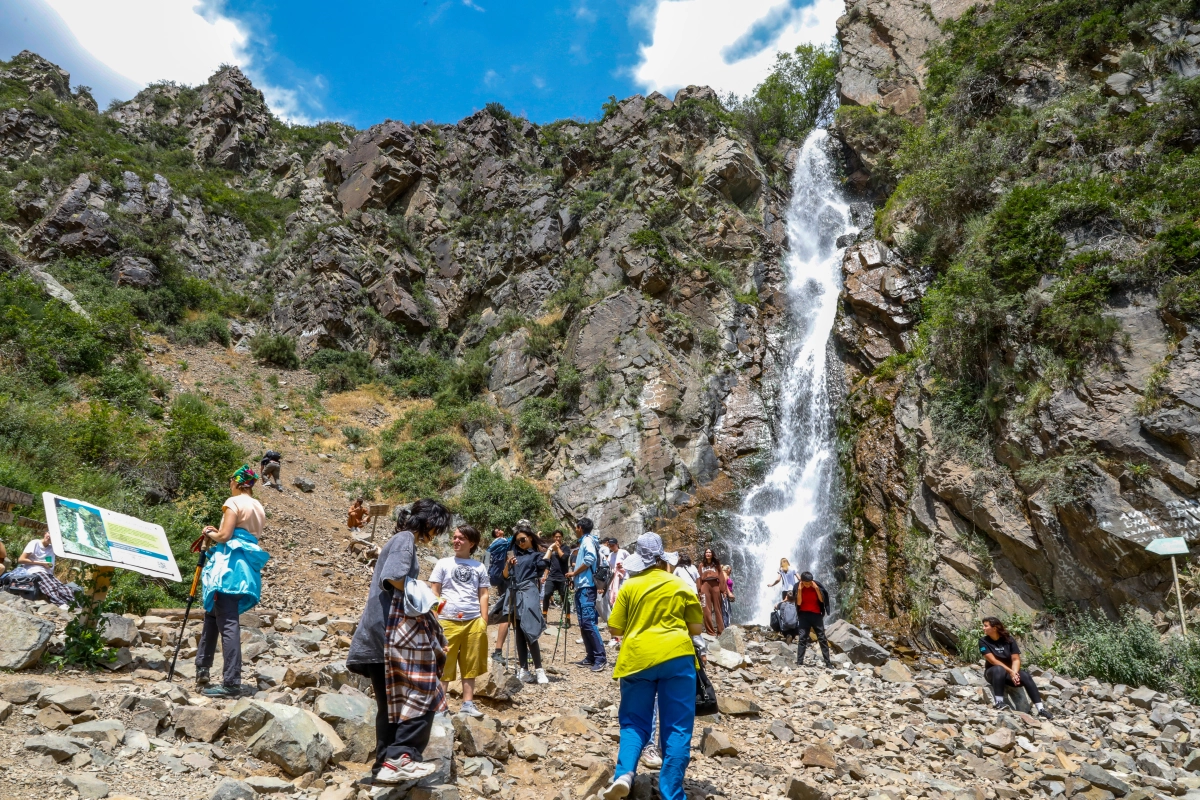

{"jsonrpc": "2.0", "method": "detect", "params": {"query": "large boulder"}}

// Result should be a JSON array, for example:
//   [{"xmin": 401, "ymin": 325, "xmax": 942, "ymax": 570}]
[
  {"xmin": 37, "ymin": 686, "xmax": 99, "ymax": 714},
  {"xmin": 245, "ymin": 703, "xmax": 335, "ymax": 777},
  {"xmin": 99, "ymin": 613, "xmax": 139, "ymax": 647},
  {"xmin": 24, "ymin": 174, "xmax": 119, "ymax": 257},
  {"xmin": 314, "ymin": 694, "xmax": 376, "ymax": 764},
  {"xmin": 336, "ymin": 121, "xmax": 422, "ymax": 213},
  {"xmin": 173, "ymin": 706, "xmax": 228, "ymax": 743},
  {"xmin": 825, "ymin": 619, "xmax": 890, "ymax": 666},
  {"xmin": 698, "ymin": 137, "xmax": 762, "ymax": 205},
  {"xmin": 0, "ymin": 604, "xmax": 55, "ymax": 669}
]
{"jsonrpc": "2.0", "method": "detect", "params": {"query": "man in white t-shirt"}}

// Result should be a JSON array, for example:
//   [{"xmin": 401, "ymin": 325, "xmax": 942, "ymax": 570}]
[
  {"xmin": 429, "ymin": 525, "xmax": 490, "ymax": 718},
  {"xmin": 767, "ymin": 558, "xmax": 800, "ymax": 601},
  {"xmin": 18, "ymin": 532, "xmax": 54, "ymax": 575}
]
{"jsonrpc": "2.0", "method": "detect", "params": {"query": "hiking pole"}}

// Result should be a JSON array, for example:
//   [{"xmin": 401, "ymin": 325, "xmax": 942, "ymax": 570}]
[{"xmin": 167, "ymin": 535, "xmax": 208, "ymax": 682}]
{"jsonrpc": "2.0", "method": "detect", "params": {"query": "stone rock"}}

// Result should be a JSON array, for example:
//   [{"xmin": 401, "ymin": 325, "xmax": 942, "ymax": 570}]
[
  {"xmin": 700, "ymin": 728, "xmax": 738, "ymax": 757},
  {"xmin": 66, "ymin": 719, "xmax": 125, "ymax": 747},
  {"xmin": 336, "ymin": 121, "xmax": 422, "ymax": 213},
  {"xmin": 801, "ymin": 744, "xmax": 838, "ymax": 769},
  {"xmin": 1, "ymin": 679, "xmax": 44, "ymax": 704},
  {"xmin": 292, "ymin": 477, "xmax": 316, "ymax": 493},
  {"xmin": 575, "ymin": 761, "xmax": 614, "ymax": 799},
  {"xmin": 452, "ymin": 714, "xmax": 509, "ymax": 761},
  {"xmin": 698, "ymin": 137, "xmax": 762, "ymax": 205},
  {"xmin": 1128, "ymin": 687, "xmax": 1157, "ymax": 708},
  {"xmin": 475, "ymin": 662, "xmax": 523, "ymax": 700},
  {"xmin": 768, "ymin": 719, "xmax": 793, "ymax": 743},
  {"xmin": 246, "ymin": 704, "xmax": 334, "ymax": 777},
  {"xmin": 35, "ymin": 705, "xmax": 73, "ymax": 730},
  {"xmin": 879, "ymin": 659, "xmax": 914, "ymax": 683},
  {"xmin": 984, "ymin": 727, "xmax": 1015, "ymax": 752},
  {"xmin": 314, "ymin": 693, "xmax": 375, "ymax": 763},
  {"xmin": 708, "ymin": 647, "xmax": 745, "ymax": 670},
  {"xmin": 245, "ymin": 775, "xmax": 295, "ymax": 794},
  {"xmin": 209, "ymin": 779, "xmax": 256, "ymax": 800},
  {"xmin": 1079, "ymin": 764, "xmax": 1130, "ymax": 796},
  {"xmin": 284, "ymin": 664, "xmax": 320, "ymax": 687},
  {"xmin": 0, "ymin": 603, "xmax": 55, "ymax": 669},
  {"xmin": 786, "ymin": 777, "xmax": 831, "ymax": 800},
  {"xmin": 551, "ymin": 711, "xmax": 593, "ymax": 736},
  {"xmin": 173, "ymin": 706, "xmax": 228, "ymax": 743},
  {"xmin": 716, "ymin": 626, "xmax": 746, "ymax": 654},
  {"xmin": 24, "ymin": 734, "xmax": 83, "ymax": 761},
  {"xmin": 38, "ymin": 686, "xmax": 99, "ymax": 714},
  {"xmin": 64, "ymin": 773, "xmax": 110, "ymax": 800},
  {"xmin": 513, "ymin": 733, "xmax": 548, "ymax": 761},
  {"xmin": 716, "ymin": 693, "xmax": 761, "ymax": 716},
  {"xmin": 111, "ymin": 256, "xmax": 159, "ymax": 289},
  {"xmin": 301, "ymin": 708, "xmax": 348, "ymax": 764},
  {"xmin": 0, "ymin": 699, "xmax": 11, "ymax": 723},
  {"xmin": 824, "ymin": 619, "xmax": 890, "ymax": 666},
  {"xmin": 25, "ymin": 174, "xmax": 119, "ymax": 256}
]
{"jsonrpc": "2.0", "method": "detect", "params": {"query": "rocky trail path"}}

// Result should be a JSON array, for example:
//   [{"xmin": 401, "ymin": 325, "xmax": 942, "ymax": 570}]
[{"xmin": 0, "ymin": 347, "xmax": 1198, "ymax": 800}]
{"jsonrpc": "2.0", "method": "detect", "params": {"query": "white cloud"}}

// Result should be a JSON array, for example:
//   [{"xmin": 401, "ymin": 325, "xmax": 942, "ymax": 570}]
[
  {"xmin": 38, "ymin": 0, "xmax": 315, "ymax": 122},
  {"xmin": 41, "ymin": 0, "xmax": 246, "ymax": 86},
  {"xmin": 632, "ymin": 0, "xmax": 842, "ymax": 99}
]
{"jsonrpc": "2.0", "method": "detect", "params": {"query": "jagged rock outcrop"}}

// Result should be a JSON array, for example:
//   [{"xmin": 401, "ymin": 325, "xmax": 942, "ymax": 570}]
[{"xmin": 836, "ymin": 0, "xmax": 976, "ymax": 119}]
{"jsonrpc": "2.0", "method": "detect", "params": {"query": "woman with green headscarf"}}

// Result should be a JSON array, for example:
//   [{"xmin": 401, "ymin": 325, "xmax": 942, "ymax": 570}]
[{"xmin": 195, "ymin": 464, "xmax": 270, "ymax": 698}]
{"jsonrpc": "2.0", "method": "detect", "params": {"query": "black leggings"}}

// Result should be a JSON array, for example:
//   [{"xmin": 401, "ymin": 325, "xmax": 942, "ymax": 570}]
[
  {"xmin": 542, "ymin": 579, "xmax": 569, "ymax": 615},
  {"xmin": 985, "ymin": 665, "xmax": 1043, "ymax": 705},
  {"xmin": 515, "ymin": 630, "xmax": 542, "ymax": 670},
  {"xmin": 365, "ymin": 663, "xmax": 436, "ymax": 768}
]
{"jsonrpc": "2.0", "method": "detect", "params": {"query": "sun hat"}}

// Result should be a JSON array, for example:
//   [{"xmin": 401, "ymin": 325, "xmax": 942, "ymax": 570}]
[{"xmin": 623, "ymin": 532, "xmax": 679, "ymax": 573}]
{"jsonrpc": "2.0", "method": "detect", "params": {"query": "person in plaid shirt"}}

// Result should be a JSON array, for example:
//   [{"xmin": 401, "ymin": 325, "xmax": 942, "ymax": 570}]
[{"xmin": 347, "ymin": 499, "xmax": 451, "ymax": 785}]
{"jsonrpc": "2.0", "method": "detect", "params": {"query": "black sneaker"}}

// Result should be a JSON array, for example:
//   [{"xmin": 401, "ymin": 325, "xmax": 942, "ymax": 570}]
[
  {"xmin": 491, "ymin": 650, "xmax": 506, "ymax": 666},
  {"xmin": 993, "ymin": 701, "xmax": 1007, "ymax": 711},
  {"xmin": 574, "ymin": 658, "xmax": 595, "ymax": 667},
  {"xmin": 202, "ymin": 684, "xmax": 243, "ymax": 699},
  {"xmin": 195, "ymin": 667, "xmax": 211, "ymax": 687},
  {"xmin": 1037, "ymin": 708, "xmax": 1054, "ymax": 720},
  {"xmin": 590, "ymin": 661, "xmax": 608, "ymax": 672}
]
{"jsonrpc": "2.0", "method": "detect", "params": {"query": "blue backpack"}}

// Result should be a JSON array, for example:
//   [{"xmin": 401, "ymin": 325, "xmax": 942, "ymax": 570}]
[{"xmin": 487, "ymin": 538, "xmax": 510, "ymax": 587}]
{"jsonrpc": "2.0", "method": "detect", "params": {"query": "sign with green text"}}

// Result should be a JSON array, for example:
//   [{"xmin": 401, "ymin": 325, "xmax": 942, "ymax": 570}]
[{"xmin": 41, "ymin": 493, "xmax": 181, "ymax": 582}]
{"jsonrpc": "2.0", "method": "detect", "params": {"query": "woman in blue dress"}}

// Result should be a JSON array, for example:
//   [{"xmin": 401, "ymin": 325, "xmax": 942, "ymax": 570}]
[{"xmin": 195, "ymin": 464, "xmax": 270, "ymax": 698}]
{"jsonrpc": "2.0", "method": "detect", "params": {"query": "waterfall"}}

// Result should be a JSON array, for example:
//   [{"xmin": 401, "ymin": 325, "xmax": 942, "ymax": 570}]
[{"xmin": 734, "ymin": 128, "xmax": 855, "ymax": 623}]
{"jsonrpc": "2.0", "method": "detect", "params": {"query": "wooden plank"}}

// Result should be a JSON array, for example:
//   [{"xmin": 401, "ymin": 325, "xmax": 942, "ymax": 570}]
[
  {"xmin": 369, "ymin": 504, "xmax": 392, "ymax": 517},
  {"xmin": 16, "ymin": 517, "xmax": 47, "ymax": 531},
  {"xmin": 0, "ymin": 511, "xmax": 12, "ymax": 524},
  {"xmin": 0, "ymin": 486, "xmax": 34, "ymax": 507}
]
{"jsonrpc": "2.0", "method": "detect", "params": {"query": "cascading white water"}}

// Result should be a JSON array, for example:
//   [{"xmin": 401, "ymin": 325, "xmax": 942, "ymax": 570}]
[{"xmin": 733, "ymin": 128, "xmax": 855, "ymax": 623}]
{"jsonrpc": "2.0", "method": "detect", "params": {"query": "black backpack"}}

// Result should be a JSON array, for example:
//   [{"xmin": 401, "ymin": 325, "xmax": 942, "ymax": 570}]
[
  {"xmin": 778, "ymin": 602, "xmax": 800, "ymax": 634},
  {"xmin": 262, "ymin": 450, "xmax": 281, "ymax": 464}
]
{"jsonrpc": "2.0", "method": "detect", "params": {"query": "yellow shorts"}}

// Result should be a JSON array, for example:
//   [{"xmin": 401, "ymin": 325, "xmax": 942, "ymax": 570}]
[{"xmin": 440, "ymin": 616, "xmax": 488, "ymax": 682}]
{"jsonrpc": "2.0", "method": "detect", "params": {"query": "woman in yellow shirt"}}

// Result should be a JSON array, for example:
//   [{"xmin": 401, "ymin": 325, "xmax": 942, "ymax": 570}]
[{"xmin": 601, "ymin": 533, "xmax": 703, "ymax": 800}]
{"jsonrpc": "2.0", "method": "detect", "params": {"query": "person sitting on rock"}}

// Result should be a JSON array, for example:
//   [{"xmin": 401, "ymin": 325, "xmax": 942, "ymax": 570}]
[
  {"xmin": 7, "ymin": 530, "xmax": 74, "ymax": 606},
  {"xmin": 196, "ymin": 464, "xmax": 271, "ymax": 698},
  {"xmin": 346, "ymin": 499, "xmax": 451, "ymax": 785},
  {"xmin": 429, "ymin": 524, "xmax": 489, "ymax": 719},
  {"xmin": 794, "ymin": 571, "xmax": 832, "ymax": 669},
  {"xmin": 494, "ymin": 521, "xmax": 550, "ymax": 685},
  {"xmin": 601, "ymin": 532, "xmax": 702, "ymax": 800},
  {"xmin": 980, "ymin": 616, "xmax": 1053, "ymax": 720},
  {"xmin": 347, "ymin": 497, "xmax": 369, "ymax": 533}
]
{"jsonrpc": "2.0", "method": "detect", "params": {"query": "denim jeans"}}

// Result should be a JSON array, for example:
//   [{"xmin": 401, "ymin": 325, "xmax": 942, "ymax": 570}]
[
  {"xmin": 574, "ymin": 586, "xmax": 605, "ymax": 665},
  {"xmin": 614, "ymin": 654, "xmax": 696, "ymax": 800}
]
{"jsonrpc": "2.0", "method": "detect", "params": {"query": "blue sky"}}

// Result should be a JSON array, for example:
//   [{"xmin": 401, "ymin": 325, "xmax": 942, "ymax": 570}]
[{"xmin": 1, "ymin": 0, "xmax": 841, "ymax": 127}]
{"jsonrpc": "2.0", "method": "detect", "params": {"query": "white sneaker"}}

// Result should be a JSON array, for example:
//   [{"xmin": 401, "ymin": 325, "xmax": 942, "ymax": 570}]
[
  {"xmin": 602, "ymin": 773, "xmax": 633, "ymax": 799},
  {"xmin": 575, "ymin": 637, "xmax": 583, "ymax": 644},
  {"xmin": 516, "ymin": 668, "xmax": 534, "ymax": 683},
  {"xmin": 460, "ymin": 700, "xmax": 484, "ymax": 718},
  {"xmin": 535, "ymin": 668, "xmax": 549, "ymax": 685},
  {"xmin": 640, "ymin": 743, "xmax": 663, "ymax": 769},
  {"xmin": 374, "ymin": 755, "xmax": 437, "ymax": 783}
]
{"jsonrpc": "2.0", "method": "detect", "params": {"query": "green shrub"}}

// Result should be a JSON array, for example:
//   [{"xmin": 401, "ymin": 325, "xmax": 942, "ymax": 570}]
[
  {"xmin": 518, "ymin": 396, "xmax": 562, "ymax": 450},
  {"xmin": 387, "ymin": 345, "xmax": 449, "ymax": 398},
  {"xmin": 250, "ymin": 332, "xmax": 300, "ymax": 369},
  {"xmin": 1042, "ymin": 608, "xmax": 1170, "ymax": 692},
  {"xmin": 173, "ymin": 313, "xmax": 230, "ymax": 347},
  {"xmin": 342, "ymin": 425, "xmax": 369, "ymax": 445},
  {"xmin": 45, "ymin": 584, "xmax": 119, "ymax": 670},
  {"xmin": 152, "ymin": 393, "xmax": 245, "ymax": 503},
  {"xmin": 455, "ymin": 467, "xmax": 550, "ymax": 534},
  {"xmin": 728, "ymin": 43, "xmax": 839, "ymax": 149},
  {"xmin": 380, "ymin": 431, "xmax": 462, "ymax": 498},
  {"xmin": 306, "ymin": 349, "xmax": 376, "ymax": 392}
]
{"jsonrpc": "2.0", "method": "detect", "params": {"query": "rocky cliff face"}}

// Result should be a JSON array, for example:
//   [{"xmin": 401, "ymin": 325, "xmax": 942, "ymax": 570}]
[
  {"xmin": 0, "ymin": 53, "xmax": 795, "ymax": 544},
  {"xmin": 832, "ymin": 1, "xmax": 1200, "ymax": 646}
]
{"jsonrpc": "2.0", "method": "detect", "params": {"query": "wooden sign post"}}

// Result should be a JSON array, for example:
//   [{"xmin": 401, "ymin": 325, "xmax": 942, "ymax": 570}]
[
  {"xmin": 369, "ymin": 504, "xmax": 392, "ymax": 540},
  {"xmin": 1148, "ymin": 536, "xmax": 1190, "ymax": 636}
]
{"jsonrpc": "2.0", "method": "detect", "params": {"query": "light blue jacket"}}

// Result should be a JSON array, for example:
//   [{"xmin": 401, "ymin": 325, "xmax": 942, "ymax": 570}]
[{"xmin": 572, "ymin": 533, "xmax": 599, "ymax": 590}]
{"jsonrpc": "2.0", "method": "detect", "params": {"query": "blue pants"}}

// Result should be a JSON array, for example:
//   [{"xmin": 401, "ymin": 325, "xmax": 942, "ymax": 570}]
[
  {"xmin": 615, "ymin": 654, "xmax": 696, "ymax": 800},
  {"xmin": 574, "ymin": 586, "xmax": 605, "ymax": 665}
]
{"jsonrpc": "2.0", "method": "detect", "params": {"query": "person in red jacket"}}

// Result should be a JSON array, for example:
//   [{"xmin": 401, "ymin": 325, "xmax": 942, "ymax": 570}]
[{"xmin": 794, "ymin": 571, "xmax": 832, "ymax": 668}]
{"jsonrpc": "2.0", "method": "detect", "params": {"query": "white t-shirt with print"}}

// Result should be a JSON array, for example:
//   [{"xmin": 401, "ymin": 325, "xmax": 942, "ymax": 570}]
[
  {"xmin": 429, "ymin": 556, "xmax": 488, "ymax": 621},
  {"xmin": 22, "ymin": 540, "xmax": 54, "ymax": 574},
  {"xmin": 779, "ymin": 568, "xmax": 800, "ymax": 592}
]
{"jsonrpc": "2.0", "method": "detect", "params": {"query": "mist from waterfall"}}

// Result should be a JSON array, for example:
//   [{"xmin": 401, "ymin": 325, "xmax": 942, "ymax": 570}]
[{"xmin": 731, "ymin": 128, "xmax": 854, "ymax": 623}]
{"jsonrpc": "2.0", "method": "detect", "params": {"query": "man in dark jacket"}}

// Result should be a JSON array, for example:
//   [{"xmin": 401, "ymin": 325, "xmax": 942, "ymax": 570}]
[{"xmin": 794, "ymin": 571, "xmax": 833, "ymax": 668}]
